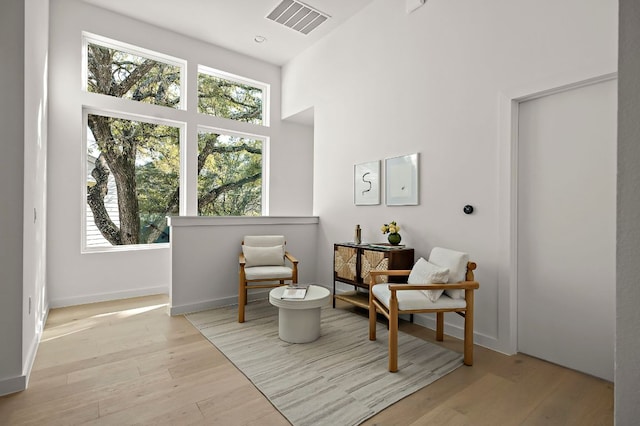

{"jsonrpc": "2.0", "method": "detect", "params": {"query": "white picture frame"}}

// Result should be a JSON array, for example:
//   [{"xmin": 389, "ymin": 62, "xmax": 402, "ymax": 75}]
[
  {"xmin": 354, "ymin": 160, "xmax": 380, "ymax": 205},
  {"xmin": 385, "ymin": 153, "xmax": 419, "ymax": 206}
]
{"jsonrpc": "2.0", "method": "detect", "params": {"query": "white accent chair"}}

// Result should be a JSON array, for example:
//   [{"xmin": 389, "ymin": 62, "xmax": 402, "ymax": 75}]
[
  {"xmin": 368, "ymin": 247, "xmax": 479, "ymax": 372},
  {"xmin": 238, "ymin": 235, "xmax": 298, "ymax": 323}
]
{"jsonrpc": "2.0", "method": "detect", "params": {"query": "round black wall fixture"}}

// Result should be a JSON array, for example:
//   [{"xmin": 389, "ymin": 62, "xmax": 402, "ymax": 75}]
[{"xmin": 463, "ymin": 205, "xmax": 474, "ymax": 215}]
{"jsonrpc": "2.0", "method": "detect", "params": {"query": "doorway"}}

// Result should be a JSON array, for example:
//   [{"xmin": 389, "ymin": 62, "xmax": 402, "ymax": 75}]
[{"xmin": 516, "ymin": 78, "xmax": 616, "ymax": 381}]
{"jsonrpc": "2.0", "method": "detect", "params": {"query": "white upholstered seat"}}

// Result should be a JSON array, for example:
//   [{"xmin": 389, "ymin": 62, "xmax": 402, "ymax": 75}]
[
  {"xmin": 371, "ymin": 284, "xmax": 467, "ymax": 311},
  {"xmin": 244, "ymin": 266, "xmax": 294, "ymax": 280}
]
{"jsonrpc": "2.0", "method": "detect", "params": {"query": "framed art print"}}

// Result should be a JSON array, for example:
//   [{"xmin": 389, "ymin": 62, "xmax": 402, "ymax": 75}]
[
  {"xmin": 385, "ymin": 153, "xmax": 419, "ymax": 206},
  {"xmin": 354, "ymin": 160, "xmax": 380, "ymax": 205}
]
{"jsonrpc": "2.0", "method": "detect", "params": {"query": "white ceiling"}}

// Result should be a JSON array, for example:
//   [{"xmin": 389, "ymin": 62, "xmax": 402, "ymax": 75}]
[{"xmin": 82, "ymin": 0, "xmax": 374, "ymax": 66}]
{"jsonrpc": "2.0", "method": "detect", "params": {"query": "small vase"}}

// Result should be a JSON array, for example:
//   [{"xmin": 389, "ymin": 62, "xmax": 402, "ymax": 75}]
[{"xmin": 387, "ymin": 233, "xmax": 401, "ymax": 245}]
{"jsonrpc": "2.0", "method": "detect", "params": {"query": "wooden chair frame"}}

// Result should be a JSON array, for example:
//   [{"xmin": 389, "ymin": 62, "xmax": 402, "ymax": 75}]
[
  {"xmin": 368, "ymin": 262, "xmax": 478, "ymax": 372},
  {"xmin": 238, "ymin": 247, "xmax": 298, "ymax": 323}
]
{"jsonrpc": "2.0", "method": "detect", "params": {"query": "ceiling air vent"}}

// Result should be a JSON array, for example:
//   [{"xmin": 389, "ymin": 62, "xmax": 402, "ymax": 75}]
[{"xmin": 266, "ymin": 0, "xmax": 330, "ymax": 35}]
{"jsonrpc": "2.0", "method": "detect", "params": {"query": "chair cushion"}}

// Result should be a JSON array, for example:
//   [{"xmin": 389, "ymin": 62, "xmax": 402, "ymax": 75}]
[
  {"xmin": 372, "ymin": 284, "xmax": 467, "ymax": 311},
  {"xmin": 428, "ymin": 247, "xmax": 469, "ymax": 300},
  {"xmin": 407, "ymin": 257, "xmax": 450, "ymax": 302},
  {"xmin": 243, "ymin": 235, "xmax": 285, "ymax": 247},
  {"xmin": 242, "ymin": 245, "xmax": 285, "ymax": 267},
  {"xmin": 372, "ymin": 284, "xmax": 431, "ymax": 310},
  {"xmin": 245, "ymin": 266, "xmax": 293, "ymax": 280}
]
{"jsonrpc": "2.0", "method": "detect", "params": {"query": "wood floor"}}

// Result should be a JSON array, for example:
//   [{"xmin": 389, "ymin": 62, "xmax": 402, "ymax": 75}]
[{"xmin": 0, "ymin": 295, "xmax": 613, "ymax": 425}]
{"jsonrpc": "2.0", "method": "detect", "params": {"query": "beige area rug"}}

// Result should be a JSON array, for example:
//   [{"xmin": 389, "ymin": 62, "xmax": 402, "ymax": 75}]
[{"xmin": 185, "ymin": 300, "xmax": 462, "ymax": 426}]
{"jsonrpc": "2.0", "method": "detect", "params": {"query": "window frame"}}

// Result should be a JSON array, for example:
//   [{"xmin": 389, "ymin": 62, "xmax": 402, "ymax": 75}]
[
  {"xmin": 82, "ymin": 32, "xmax": 187, "ymax": 111},
  {"xmin": 81, "ymin": 107, "xmax": 186, "ymax": 253}
]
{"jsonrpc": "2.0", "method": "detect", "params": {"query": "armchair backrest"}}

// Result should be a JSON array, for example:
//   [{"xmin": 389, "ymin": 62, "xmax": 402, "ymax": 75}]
[
  {"xmin": 428, "ymin": 247, "xmax": 470, "ymax": 300},
  {"xmin": 428, "ymin": 247, "xmax": 469, "ymax": 283},
  {"xmin": 242, "ymin": 235, "xmax": 287, "ymax": 268},
  {"xmin": 243, "ymin": 235, "xmax": 286, "ymax": 247}
]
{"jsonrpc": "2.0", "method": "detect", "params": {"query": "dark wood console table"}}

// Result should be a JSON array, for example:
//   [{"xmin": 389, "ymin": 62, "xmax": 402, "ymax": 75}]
[{"xmin": 333, "ymin": 243, "xmax": 415, "ymax": 309}]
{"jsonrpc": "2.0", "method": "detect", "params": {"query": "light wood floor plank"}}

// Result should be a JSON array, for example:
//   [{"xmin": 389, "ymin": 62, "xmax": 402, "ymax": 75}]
[
  {"xmin": 0, "ymin": 295, "xmax": 613, "ymax": 425},
  {"xmin": 143, "ymin": 402, "xmax": 205, "ymax": 426},
  {"xmin": 521, "ymin": 369, "xmax": 614, "ymax": 425}
]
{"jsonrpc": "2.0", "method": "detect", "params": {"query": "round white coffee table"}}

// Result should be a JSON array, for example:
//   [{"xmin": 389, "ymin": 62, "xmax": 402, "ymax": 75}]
[{"xmin": 268, "ymin": 285, "xmax": 331, "ymax": 343}]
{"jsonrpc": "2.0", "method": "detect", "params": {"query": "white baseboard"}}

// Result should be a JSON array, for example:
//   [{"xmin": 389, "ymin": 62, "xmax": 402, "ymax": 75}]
[
  {"xmin": 0, "ymin": 374, "xmax": 26, "ymax": 397},
  {"xmin": 1, "ymin": 302, "xmax": 51, "ymax": 397},
  {"xmin": 49, "ymin": 286, "xmax": 168, "ymax": 309},
  {"xmin": 413, "ymin": 313, "xmax": 504, "ymax": 354},
  {"xmin": 22, "ymin": 326, "xmax": 40, "ymax": 390}
]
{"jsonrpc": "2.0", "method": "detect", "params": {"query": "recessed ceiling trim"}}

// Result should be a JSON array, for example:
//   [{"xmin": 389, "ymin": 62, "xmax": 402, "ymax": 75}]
[{"xmin": 266, "ymin": 0, "xmax": 330, "ymax": 35}]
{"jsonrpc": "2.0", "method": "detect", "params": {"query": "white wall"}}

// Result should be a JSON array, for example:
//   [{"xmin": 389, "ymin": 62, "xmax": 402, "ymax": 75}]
[
  {"xmin": 169, "ymin": 216, "xmax": 318, "ymax": 315},
  {"xmin": 269, "ymin": 120, "xmax": 314, "ymax": 216},
  {"xmin": 0, "ymin": 0, "xmax": 49, "ymax": 397},
  {"xmin": 282, "ymin": 0, "xmax": 618, "ymax": 353},
  {"xmin": 22, "ymin": 0, "xmax": 50, "ymax": 391},
  {"xmin": 47, "ymin": 0, "xmax": 313, "ymax": 307},
  {"xmin": 0, "ymin": 0, "xmax": 26, "ymax": 396},
  {"xmin": 616, "ymin": 0, "xmax": 640, "ymax": 422}
]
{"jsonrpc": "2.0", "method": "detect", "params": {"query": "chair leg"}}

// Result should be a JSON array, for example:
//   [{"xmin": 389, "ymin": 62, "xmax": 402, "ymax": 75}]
[
  {"xmin": 436, "ymin": 312, "xmax": 444, "ymax": 341},
  {"xmin": 238, "ymin": 280, "xmax": 246, "ymax": 323},
  {"xmin": 463, "ymin": 290, "xmax": 475, "ymax": 366},
  {"xmin": 388, "ymin": 303, "xmax": 399, "ymax": 372},
  {"xmin": 369, "ymin": 298, "xmax": 377, "ymax": 341}
]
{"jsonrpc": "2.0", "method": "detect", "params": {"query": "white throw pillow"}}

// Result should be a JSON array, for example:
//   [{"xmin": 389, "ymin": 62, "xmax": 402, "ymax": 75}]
[
  {"xmin": 428, "ymin": 247, "xmax": 469, "ymax": 299},
  {"xmin": 242, "ymin": 245, "xmax": 285, "ymax": 267},
  {"xmin": 407, "ymin": 257, "xmax": 450, "ymax": 302}
]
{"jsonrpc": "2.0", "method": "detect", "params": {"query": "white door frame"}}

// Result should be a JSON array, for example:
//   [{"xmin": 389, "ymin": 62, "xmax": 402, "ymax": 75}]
[{"xmin": 496, "ymin": 66, "xmax": 617, "ymax": 355}]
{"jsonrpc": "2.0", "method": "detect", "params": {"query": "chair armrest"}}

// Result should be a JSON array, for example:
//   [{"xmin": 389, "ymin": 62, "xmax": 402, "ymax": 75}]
[
  {"xmin": 284, "ymin": 251, "xmax": 298, "ymax": 264},
  {"xmin": 285, "ymin": 251, "xmax": 299, "ymax": 283},
  {"xmin": 239, "ymin": 253, "xmax": 246, "ymax": 266}
]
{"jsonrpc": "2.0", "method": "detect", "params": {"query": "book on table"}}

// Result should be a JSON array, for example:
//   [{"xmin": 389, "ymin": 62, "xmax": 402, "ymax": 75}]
[{"xmin": 281, "ymin": 286, "xmax": 307, "ymax": 299}]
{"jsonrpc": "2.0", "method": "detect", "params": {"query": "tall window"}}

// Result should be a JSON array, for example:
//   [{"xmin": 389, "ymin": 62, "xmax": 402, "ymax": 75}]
[
  {"xmin": 197, "ymin": 131, "xmax": 263, "ymax": 216},
  {"xmin": 86, "ymin": 114, "xmax": 180, "ymax": 247},
  {"xmin": 82, "ymin": 34, "xmax": 270, "ymax": 250}
]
